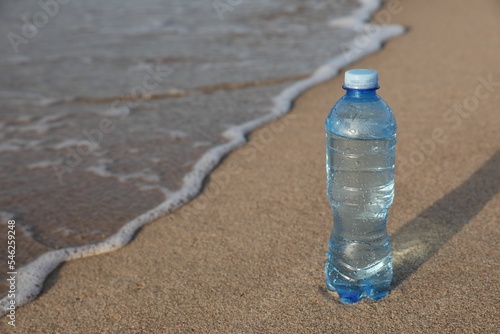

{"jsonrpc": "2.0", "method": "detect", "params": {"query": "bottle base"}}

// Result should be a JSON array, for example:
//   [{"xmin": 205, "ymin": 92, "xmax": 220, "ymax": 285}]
[
  {"xmin": 325, "ymin": 261, "xmax": 392, "ymax": 304},
  {"xmin": 328, "ymin": 283, "xmax": 390, "ymax": 304},
  {"xmin": 326, "ymin": 280, "xmax": 390, "ymax": 304}
]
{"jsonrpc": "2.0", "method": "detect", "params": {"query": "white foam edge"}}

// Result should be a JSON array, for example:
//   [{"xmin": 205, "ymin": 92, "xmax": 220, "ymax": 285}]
[
  {"xmin": 329, "ymin": 0, "xmax": 382, "ymax": 28},
  {"xmin": 0, "ymin": 8, "xmax": 405, "ymax": 317}
]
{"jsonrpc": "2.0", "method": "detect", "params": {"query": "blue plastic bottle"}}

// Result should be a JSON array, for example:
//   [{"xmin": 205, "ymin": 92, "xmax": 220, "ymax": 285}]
[{"xmin": 324, "ymin": 69, "xmax": 396, "ymax": 304}]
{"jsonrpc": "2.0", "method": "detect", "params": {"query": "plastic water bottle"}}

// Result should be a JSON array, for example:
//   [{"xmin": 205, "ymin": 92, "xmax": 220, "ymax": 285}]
[{"xmin": 324, "ymin": 69, "xmax": 396, "ymax": 303}]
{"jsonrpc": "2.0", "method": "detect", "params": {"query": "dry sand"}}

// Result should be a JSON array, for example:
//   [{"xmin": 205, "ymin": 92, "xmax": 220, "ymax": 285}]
[{"xmin": 4, "ymin": 0, "xmax": 500, "ymax": 332}]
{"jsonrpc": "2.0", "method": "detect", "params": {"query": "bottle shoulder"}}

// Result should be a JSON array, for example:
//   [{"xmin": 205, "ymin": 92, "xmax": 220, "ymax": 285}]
[{"xmin": 326, "ymin": 95, "xmax": 396, "ymax": 139}]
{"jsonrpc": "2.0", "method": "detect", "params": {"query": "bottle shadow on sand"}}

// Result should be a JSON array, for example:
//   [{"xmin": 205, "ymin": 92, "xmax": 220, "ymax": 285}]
[
  {"xmin": 318, "ymin": 150, "xmax": 499, "ymax": 302},
  {"xmin": 391, "ymin": 150, "xmax": 500, "ymax": 288}
]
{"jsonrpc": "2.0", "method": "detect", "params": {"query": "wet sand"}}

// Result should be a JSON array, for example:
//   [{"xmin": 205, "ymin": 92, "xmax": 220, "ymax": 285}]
[{"xmin": 4, "ymin": 0, "xmax": 500, "ymax": 332}]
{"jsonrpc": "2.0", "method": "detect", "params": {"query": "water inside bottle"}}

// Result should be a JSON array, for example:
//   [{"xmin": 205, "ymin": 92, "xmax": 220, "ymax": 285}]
[{"xmin": 325, "ymin": 131, "xmax": 395, "ymax": 303}]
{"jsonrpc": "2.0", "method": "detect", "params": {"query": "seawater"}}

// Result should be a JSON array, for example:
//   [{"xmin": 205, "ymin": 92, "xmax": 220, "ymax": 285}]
[{"xmin": 0, "ymin": 0, "xmax": 405, "ymax": 312}]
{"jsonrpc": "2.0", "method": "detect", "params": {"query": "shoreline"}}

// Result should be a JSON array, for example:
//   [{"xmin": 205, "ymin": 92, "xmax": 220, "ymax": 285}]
[{"xmin": 4, "ymin": 0, "xmax": 500, "ymax": 332}]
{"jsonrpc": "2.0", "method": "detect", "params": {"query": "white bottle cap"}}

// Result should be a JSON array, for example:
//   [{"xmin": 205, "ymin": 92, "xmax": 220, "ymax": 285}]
[{"xmin": 344, "ymin": 69, "xmax": 379, "ymax": 89}]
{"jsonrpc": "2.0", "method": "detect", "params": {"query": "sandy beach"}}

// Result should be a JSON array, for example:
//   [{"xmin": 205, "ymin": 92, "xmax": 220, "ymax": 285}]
[{"xmin": 4, "ymin": 0, "xmax": 500, "ymax": 332}]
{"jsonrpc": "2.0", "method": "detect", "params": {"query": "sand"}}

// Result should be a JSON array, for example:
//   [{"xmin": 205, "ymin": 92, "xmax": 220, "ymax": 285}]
[{"xmin": 4, "ymin": 0, "xmax": 500, "ymax": 332}]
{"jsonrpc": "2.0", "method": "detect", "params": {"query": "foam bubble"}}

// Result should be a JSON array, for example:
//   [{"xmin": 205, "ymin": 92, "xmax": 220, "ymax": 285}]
[
  {"xmin": 86, "ymin": 160, "xmax": 161, "ymax": 184},
  {"xmin": 99, "ymin": 105, "xmax": 131, "ymax": 118},
  {"xmin": 14, "ymin": 113, "xmax": 67, "ymax": 135},
  {"xmin": 86, "ymin": 159, "xmax": 114, "ymax": 178},
  {"xmin": 28, "ymin": 160, "xmax": 60, "ymax": 170},
  {"xmin": 53, "ymin": 139, "xmax": 93, "ymax": 150},
  {"xmin": 193, "ymin": 141, "xmax": 213, "ymax": 148}
]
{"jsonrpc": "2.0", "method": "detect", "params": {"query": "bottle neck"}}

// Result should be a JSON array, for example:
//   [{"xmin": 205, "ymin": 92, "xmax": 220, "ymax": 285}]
[{"xmin": 344, "ymin": 87, "xmax": 379, "ymax": 99}]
